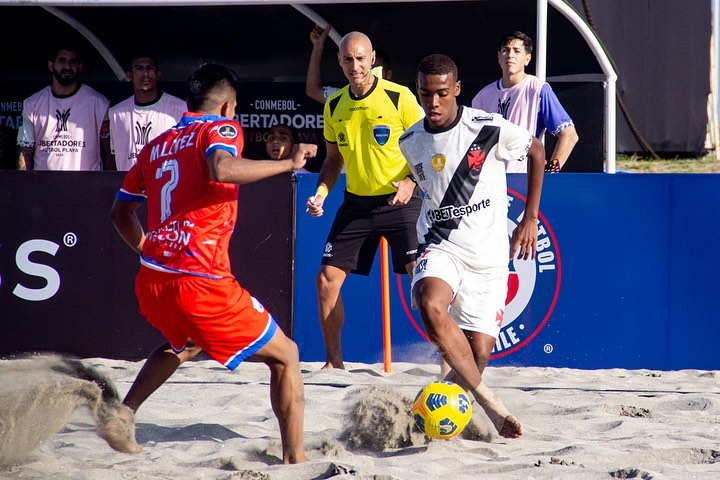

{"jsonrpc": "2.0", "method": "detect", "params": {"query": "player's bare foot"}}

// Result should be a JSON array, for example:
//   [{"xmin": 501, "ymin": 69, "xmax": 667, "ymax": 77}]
[
  {"xmin": 498, "ymin": 415, "xmax": 523, "ymax": 439},
  {"xmin": 284, "ymin": 453, "xmax": 308, "ymax": 464},
  {"xmin": 321, "ymin": 361, "xmax": 345, "ymax": 370}
]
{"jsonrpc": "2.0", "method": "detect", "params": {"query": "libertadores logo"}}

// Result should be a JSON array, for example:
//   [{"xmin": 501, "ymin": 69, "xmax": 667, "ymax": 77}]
[{"xmin": 495, "ymin": 189, "xmax": 562, "ymax": 358}]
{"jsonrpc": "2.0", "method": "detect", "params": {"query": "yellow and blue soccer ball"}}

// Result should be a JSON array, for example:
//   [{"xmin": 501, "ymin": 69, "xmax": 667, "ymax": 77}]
[{"xmin": 412, "ymin": 380, "xmax": 472, "ymax": 439}]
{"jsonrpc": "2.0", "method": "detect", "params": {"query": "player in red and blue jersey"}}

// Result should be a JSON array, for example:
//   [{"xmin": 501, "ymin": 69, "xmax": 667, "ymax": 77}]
[{"xmin": 110, "ymin": 63, "xmax": 317, "ymax": 463}]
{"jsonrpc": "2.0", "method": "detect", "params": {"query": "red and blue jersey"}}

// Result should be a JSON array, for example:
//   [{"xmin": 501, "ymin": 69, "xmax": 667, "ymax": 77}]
[{"xmin": 117, "ymin": 113, "xmax": 244, "ymax": 279}]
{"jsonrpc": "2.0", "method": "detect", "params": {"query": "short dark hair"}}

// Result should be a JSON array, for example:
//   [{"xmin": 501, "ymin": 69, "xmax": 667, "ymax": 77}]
[
  {"xmin": 499, "ymin": 31, "xmax": 534, "ymax": 54},
  {"xmin": 186, "ymin": 63, "xmax": 240, "ymax": 111},
  {"xmin": 417, "ymin": 54, "xmax": 458, "ymax": 81},
  {"xmin": 48, "ymin": 42, "xmax": 82, "ymax": 62},
  {"xmin": 271, "ymin": 123, "xmax": 299, "ymax": 144},
  {"xmin": 126, "ymin": 53, "xmax": 160, "ymax": 72}
]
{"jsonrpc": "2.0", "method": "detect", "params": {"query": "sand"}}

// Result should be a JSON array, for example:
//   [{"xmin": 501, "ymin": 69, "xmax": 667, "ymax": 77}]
[{"xmin": 1, "ymin": 356, "xmax": 719, "ymax": 479}]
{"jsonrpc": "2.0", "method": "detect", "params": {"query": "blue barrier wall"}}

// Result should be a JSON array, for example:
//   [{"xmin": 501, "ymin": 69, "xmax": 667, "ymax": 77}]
[
  {"xmin": 293, "ymin": 173, "xmax": 720, "ymax": 370},
  {"xmin": 2, "ymin": 172, "xmax": 718, "ymax": 370}
]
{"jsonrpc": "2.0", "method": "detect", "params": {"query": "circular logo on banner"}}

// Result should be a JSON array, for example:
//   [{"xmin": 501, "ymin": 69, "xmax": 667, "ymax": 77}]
[{"xmin": 494, "ymin": 188, "xmax": 562, "ymax": 358}]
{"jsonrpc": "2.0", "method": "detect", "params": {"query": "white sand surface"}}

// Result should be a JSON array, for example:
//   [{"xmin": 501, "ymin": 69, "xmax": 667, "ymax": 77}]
[{"xmin": 1, "ymin": 357, "xmax": 719, "ymax": 479}]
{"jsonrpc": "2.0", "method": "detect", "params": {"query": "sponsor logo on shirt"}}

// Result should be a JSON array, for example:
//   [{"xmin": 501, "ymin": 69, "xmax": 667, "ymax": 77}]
[
  {"xmin": 413, "ymin": 163, "xmax": 426, "ymax": 181},
  {"xmin": 427, "ymin": 199, "xmax": 491, "ymax": 223},
  {"xmin": 470, "ymin": 113, "xmax": 495, "ymax": 123},
  {"xmin": 218, "ymin": 124, "xmax": 238, "ymax": 139}
]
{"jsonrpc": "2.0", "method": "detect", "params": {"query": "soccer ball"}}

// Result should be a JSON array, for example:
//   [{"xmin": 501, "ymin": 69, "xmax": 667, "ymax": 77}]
[{"xmin": 412, "ymin": 380, "xmax": 472, "ymax": 439}]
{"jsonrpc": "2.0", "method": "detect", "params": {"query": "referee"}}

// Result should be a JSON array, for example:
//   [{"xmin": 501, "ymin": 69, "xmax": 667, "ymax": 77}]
[{"xmin": 305, "ymin": 31, "xmax": 424, "ymax": 370}]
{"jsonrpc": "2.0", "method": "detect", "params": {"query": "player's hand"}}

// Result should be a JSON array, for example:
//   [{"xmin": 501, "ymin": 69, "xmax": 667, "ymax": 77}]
[
  {"xmin": 310, "ymin": 24, "xmax": 331, "ymax": 46},
  {"xmin": 509, "ymin": 217, "xmax": 538, "ymax": 261},
  {"xmin": 544, "ymin": 158, "xmax": 561, "ymax": 173},
  {"xmin": 290, "ymin": 143, "xmax": 318, "ymax": 171},
  {"xmin": 388, "ymin": 176, "xmax": 416, "ymax": 205},
  {"xmin": 306, "ymin": 194, "xmax": 325, "ymax": 217}
]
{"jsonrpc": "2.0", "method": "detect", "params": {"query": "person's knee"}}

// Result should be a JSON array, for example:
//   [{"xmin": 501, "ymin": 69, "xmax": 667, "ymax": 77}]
[
  {"xmin": 415, "ymin": 295, "xmax": 447, "ymax": 324},
  {"xmin": 271, "ymin": 336, "xmax": 301, "ymax": 367},
  {"xmin": 316, "ymin": 268, "xmax": 342, "ymax": 298}
]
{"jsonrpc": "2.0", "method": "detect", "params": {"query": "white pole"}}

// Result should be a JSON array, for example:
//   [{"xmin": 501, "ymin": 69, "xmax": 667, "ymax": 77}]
[
  {"xmin": 536, "ymin": 0, "xmax": 548, "ymax": 84},
  {"xmin": 548, "ymin": 0, "xmax": 617, "ymax": 173},
  {"xmin": 42, "ymin": 6, "xmax": 126, "ymax": 81},
  {"xmin": 291, "ymin": 3, "xmax": 342, "ymax": 46},
  {"xmin": 711, "ymin": 0, "xmax": 719, "ymax": 160}
]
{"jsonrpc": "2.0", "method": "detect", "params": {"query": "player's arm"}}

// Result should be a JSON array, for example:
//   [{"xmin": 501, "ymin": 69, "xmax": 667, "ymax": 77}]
[
  {"xmin": 16, "ymin": 147, "xmax": 34, "ymax": 170},
  {"xmin": 548, "ymin": 125, "xmax": 579, "ymax": 171},
  {"xmin": 306, "ymin": 24, "xmax": 332, "ymax": 104},
  {"xmin": 101, "ymin": 113, "xmax": 116, "ymax": 171},
  {"xmin": 208, "ymin": 144, "xmax": 318, "ymax": 185},
  {"xmin": 539, "ymin": 84, "xmax": 578, "ymax": 171},
  {"xmin": 109, "ymin": 198, "xmax": 145, "ymax": 254},
  {"xmin": 306, "ymin": 141, "xmax": 343, "ymax": 217},
  {"xmin": 16, "ymin": 109, "xmax": 34, "ymax": 170},
  {"xmin": 510, "ymin": 137, "xmax": 545, "ymax": 261}
]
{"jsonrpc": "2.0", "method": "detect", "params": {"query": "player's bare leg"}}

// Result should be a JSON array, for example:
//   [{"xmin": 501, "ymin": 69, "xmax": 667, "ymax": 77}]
[
  {"xmin": 253, "ymin": 331, "xmax": 307, "ymax": 464},
  {"xmin": 467, "ymin": 331, "xmax": 523, "ymax": 438},
  {"xmin": 123, "ymin": 342, "xmax": 203, "ymax": 412},
  {"xmin": 414, "ymin": 277, "xmax": 522, "ymax": 439},
  {"xmin": 316, "ymin": 265, "xmax": 349, "ymax": 369}
]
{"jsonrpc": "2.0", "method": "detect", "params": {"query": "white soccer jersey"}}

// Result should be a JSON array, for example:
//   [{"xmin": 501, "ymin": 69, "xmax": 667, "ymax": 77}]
[
  {"xmin": 108, "ymin": 92, "xmax": 186, "ymax": 171},
  {"xmin": 399, "ymin": 105, "xmax": 532, "ymax": 268},
  {"xmin": 17, "ymin": 84, "xmax": 110, "ymax": 170}
]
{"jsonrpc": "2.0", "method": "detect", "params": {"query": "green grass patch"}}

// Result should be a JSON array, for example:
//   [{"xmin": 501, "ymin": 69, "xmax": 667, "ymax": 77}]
[{"xmin": 615, "ymin": 154, "xmax": 720, "ymax": 173}]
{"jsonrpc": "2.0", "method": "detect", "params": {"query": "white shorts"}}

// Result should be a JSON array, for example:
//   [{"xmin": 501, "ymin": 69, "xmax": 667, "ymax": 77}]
[{"xmin": 411, "ymin": 246, "xmax": 508, "ymax": 339}]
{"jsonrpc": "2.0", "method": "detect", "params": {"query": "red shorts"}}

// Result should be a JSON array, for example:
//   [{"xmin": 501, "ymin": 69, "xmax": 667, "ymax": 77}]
[{"xmin": 135, "ymin": 266, "xmax": 277, "ymax": 370}]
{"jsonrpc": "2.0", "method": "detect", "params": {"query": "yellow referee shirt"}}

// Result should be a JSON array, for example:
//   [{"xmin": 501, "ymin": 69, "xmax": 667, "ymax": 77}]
[{"xmin": 324, "ymin": 77, "xmax": 424, "ymax": 196}]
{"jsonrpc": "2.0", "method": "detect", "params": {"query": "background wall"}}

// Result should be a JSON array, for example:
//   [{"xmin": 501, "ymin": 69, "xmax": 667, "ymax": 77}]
[{"xmin": 2, "ymin": 172, "xmax": 719, "ymax": 370}]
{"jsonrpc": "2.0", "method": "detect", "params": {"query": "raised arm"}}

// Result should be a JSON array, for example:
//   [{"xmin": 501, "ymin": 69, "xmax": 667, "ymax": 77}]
[{"xmin": 306, "ymin": 24, "xmax": 332, "ymax": 104}]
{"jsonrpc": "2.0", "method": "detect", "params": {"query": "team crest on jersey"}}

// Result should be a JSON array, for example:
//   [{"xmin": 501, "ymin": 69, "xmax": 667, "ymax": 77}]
[
  {"xmin": 466, "ymin": 145, "xmax": 486, "ymax": 170},
  {"xmin": 218, "ymin": 124, "xmax": 238, "ymax": 139},
  {"xmin": 431, "ymin": 154, "xmax": 446, "ymax": 171},
  {"xmin": 493, "ymin": 189, "xmax": 561, "ymax": 358},
  {"xmin": 373, "ymin": 124, "xmax": 391, "ymax": 146}
]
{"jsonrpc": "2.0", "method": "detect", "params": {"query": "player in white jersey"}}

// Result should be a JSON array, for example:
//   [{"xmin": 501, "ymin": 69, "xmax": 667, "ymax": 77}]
[
  {"xmin": 17, "ymin": 45, "xmax": 111, "ymax": 171},
  {"xmin": 105, "ymin": 54, "xmax": 186, "ymax": 171},
  {"xmin": 399, "ymin": 54, "xmax": 545, "ymax": 440}
]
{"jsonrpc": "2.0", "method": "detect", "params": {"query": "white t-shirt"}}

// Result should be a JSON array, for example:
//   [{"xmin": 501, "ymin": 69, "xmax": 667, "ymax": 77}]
[
  {"xmin": 17, "ymin": 84, "xmax": 110, "ymax": 171},
  {"xmin": 108, "ymin": 92, "xmax": 186, "ymax": 171},
  {"xmin": 399, "ymin": 105, "xmax": 532, "ymax": 268}
]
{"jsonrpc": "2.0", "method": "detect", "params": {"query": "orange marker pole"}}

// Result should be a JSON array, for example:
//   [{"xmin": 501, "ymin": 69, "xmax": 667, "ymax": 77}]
[{"xmin": 380, "ymin": 236, "xmax": 392, "ymax": 373}]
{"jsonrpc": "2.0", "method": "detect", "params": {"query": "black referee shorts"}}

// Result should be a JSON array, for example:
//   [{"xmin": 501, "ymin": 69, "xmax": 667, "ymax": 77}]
[{"xmin": 321, "ymin": 189, "xmax": 421, "ymax": 275}]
